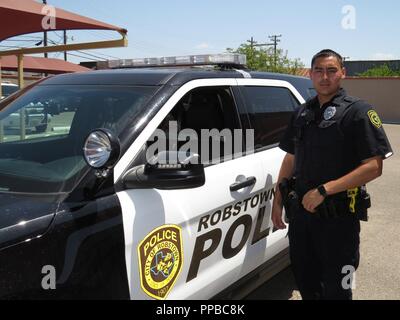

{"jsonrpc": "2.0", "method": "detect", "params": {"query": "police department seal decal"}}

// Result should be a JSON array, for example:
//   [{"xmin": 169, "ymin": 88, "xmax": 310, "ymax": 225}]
[
  {"xmin": 138, "ymin": 225, "xmax": 183, "ymax": 300},
  {"xmin": 324, "ymin": 106, "xmax": 336, "ymax": 120},
  {"xmin": 368, "ymin": 110, "xmax": 382, "ymax": 128}
]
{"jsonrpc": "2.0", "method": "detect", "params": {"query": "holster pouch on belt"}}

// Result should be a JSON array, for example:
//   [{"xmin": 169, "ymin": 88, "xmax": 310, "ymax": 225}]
[
  {"xmin": 279, "ymin": 177, "xmax": 298, "ymax": 223},
  {"xmin": 315, "ymin": 186, "xmax": 371, "ymax": 221},
  {"xmin": 353, "ymin": 186, "xmax": 371, "ymax": 222}
]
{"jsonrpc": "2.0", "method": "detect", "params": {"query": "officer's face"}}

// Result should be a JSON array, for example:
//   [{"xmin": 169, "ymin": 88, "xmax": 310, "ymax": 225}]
[{"xmin": 310, "ymin": 56, "xmax": 346, "ymax": 98}]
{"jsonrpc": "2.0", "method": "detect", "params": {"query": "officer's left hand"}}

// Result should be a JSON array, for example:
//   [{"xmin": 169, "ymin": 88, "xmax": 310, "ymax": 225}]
[{"xmin": 302, "ymin": 189, "xmax": 325, "ymax": 213}]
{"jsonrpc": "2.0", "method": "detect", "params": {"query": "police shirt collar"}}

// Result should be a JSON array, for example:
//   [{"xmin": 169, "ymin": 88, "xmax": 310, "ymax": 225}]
[{"xmin": 320, "ymin": 88, "xmax": 347, "ymax": 109}]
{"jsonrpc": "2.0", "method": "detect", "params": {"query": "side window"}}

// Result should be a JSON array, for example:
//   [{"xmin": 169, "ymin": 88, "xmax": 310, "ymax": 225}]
[
  {"xmin": 147, "ymin": 86, "xmax": 242, "ymax": 165},
  {"xmin": 241, "ymin": 86, "xmax": 299, "ymax": 150},
  {"xmin": 0, "ymin": 97, "xmax": 77, "ymax": 143}
]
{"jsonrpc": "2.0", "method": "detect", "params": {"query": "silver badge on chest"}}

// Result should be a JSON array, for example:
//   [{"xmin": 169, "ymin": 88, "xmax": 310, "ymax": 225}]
[{"xmin": 324, "ymin": 106, "xmax": 337, "ymax": 120}]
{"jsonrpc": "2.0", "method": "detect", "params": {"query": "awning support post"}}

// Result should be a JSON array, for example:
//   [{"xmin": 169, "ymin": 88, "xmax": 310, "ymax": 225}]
[
  {"xmin": 18, "ymin": 54, "xmax": 25, "ymax": 140},
  {"xmin": 0, "ymin": 57, "xmax": 3, "ymax": 143}
]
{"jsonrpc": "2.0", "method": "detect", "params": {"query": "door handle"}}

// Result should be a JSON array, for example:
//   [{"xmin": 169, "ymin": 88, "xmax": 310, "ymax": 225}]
[{"xmin": 230, "ymin": 176, "xmax": 256, "ymax": 192}]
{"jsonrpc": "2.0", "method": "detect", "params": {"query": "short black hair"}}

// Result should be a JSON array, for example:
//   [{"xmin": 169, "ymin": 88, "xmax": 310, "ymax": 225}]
[{"xmin": 311, "ymin": 49, "xmax": 344, "ymax": 68}]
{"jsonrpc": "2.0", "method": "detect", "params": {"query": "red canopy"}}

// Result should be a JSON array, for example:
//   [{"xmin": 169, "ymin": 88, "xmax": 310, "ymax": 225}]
[
  {"xmin": 0, "ymin": 0, "xmax": 127, "ymax": 42},
  {"xmin": 0, "ymin": 55, "xmax": 90, "ymax": 74}
]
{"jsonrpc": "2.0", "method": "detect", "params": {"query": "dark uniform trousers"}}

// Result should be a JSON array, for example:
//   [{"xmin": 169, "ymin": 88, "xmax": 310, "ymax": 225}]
[{"xmin": 288, "ymin": 207, "xmax": 360, "ymax": 300}]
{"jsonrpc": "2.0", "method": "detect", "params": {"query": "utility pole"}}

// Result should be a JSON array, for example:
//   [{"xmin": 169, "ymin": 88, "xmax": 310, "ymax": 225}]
[
  {"xmin": 268, "ymin": 34, "xmax": 282, "ymax": 70},
  {"xmin": 42, "ymin": 0, "xmax": 48, "ymax": 58},
  {"xmin": 247, "ymin": 36, "xmax": 270, "ymax": 68},
  {"xmin": 63, "ymin": 30, "xmax": 67, "ymax": 61},
  {"xmin": 247, "ymin": 37, "xmax": 256, "ymax": 51},
  {"xmin": 247, "ymin": 37, "xmax": 256, "ymax": 64}
]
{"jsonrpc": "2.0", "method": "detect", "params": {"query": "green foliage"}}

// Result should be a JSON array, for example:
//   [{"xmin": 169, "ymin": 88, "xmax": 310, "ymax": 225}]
[
  {"xmin": 357, "ymin": 64, "xmax": 400, "ymax": 77},
  {"xmin": 226, "ymin": 42, "xmax": 304, "ymax": 75}
]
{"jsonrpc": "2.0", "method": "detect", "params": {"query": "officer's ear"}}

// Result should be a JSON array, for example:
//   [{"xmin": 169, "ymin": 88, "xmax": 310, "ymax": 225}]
[{"xmin": 341, "ymin": 67, "xmax": 347, "ymax": 79}]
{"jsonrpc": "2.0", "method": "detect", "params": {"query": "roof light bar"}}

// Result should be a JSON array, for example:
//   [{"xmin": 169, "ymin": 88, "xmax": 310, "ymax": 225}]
[{"xmin": 106, "ymin": 53, "xmax": 246, "ymax": 69}]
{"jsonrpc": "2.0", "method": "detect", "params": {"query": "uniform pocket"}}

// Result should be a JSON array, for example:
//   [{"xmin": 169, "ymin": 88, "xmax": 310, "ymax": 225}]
[
  {"xmin": 310, "ymin": 121, "xmax": 345, "ymax": 181},
  {"xmin": 313, "ymin": 120, "xmax": 342, "ymax": 146}
]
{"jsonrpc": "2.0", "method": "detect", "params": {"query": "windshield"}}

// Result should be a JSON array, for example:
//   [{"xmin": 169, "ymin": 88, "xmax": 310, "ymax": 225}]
[
  {"xmin": 0, "ymin": 85, "xmax": 156, "ymax": 194},
  {"xmin": 1, "ymin": 85, "xmax": 19, "ymax": 98}
]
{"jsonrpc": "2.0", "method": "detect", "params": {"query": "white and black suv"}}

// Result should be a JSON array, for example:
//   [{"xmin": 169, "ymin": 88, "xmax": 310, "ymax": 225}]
[
  {"xmin": 1, "ymin": 82, "xmax": 18, "ymax": 100},
  {"xmin": 0, "ymin": 54, "xmax": 314, "ymax": 299}
]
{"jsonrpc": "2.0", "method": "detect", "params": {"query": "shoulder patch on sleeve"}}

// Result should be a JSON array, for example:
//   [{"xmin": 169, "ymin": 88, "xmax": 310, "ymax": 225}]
[{"xmin": 367, "ymin": 110, "xmax": 382, "ymax": 128}]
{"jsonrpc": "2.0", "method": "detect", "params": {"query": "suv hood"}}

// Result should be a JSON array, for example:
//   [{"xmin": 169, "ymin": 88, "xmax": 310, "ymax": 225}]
[{"xmin": 0, "ymin": 193, "xmax": 59, "ymax": 250}]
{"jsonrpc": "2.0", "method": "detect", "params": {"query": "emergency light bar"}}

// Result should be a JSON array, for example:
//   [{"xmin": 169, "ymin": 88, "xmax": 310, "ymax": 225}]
[{"xmin": 105, "ymin": 53, "xmax": 247, "ymax": 69}]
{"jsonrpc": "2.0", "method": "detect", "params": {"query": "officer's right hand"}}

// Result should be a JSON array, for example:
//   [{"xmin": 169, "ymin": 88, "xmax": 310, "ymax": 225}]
[{"xmin": 272, "ymin": 202, "xmax": 287, "ymax": 230}]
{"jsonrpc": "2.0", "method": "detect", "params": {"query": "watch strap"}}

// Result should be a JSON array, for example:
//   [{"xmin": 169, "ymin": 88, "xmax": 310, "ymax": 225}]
[{"xmin": 317, "ymin": 185, "xmax": 328, "ymax": 198}]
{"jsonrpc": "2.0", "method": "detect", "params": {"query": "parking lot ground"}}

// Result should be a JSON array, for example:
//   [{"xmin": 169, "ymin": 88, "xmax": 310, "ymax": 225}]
[{"xmin": 246, "ymin": 124, "xmax": 400, "ymax": 300}]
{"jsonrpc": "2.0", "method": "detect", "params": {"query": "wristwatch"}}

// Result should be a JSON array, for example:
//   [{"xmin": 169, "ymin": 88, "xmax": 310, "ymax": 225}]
[{"xmin": 317, "ymin": 185, "xmax": 328, "ymax": 198}]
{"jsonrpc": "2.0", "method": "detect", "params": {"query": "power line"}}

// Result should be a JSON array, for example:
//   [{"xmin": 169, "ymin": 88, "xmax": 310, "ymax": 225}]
[
  {"xmin": 67, "ymin": 52, "xmax": 98, "ymax": 61},
  {"xmin": 82, "ymin": 30, "xmax": 116, "ymax": 41},
  {"xmin": 1, "ymin": 31, "xmax": 122, "ymax": 62},
  {"xmin": 1, "ymin": 39, "xmax": 39, "ymax": 42},
  {"xmin": 53, "ymin": 31, "xmax": 64, "ymax": 39},
  {"xmin": 75, "ymin": 50, "xmax": 111, "ymax": 60},
  {"xmin": 84, "ymin": 50, "xmax": 121, "ymax": 60},
  {"xmin": 64, "ymin": 31, "xmax": 121, "ymax": 60},
  {"xmin": 0, "ymin": 44, "xmax": 25, "ymax": 49},
  {"xmin": 8, "ymin": 35, "xmax": 43, "ymax": 40}
]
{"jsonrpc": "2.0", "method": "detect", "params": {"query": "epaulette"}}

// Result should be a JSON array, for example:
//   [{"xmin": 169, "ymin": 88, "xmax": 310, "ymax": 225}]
[{"xmin": 343, "ymin": 96, "xmax": 360, "ymax": 104}]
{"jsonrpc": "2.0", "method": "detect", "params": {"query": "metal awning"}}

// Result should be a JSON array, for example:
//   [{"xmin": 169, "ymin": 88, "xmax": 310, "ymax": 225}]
[
  {"xmin": 0, "ymin": 0, "xmax": 126, "ymax": 42},
  {"xmin": 0, "ymin": 0, "xmax": 127, "ymax": 91},
  {"xmin": 1, "ymin": 55, "xmax": 90, "ymax": 74}
]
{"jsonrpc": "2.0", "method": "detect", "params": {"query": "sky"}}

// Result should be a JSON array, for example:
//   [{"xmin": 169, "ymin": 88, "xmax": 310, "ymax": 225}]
[{"xmin": 2, "ymin": 0, "xmax": 400, "ymax": 67}]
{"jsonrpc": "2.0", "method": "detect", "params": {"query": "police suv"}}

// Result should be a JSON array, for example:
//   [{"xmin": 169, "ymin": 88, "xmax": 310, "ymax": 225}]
[
  {"xmin": 0, "ymin": 54, "xmax": 314, "ymax": 299},
  {"xmin": 1, "ymin": 82, "xmax": 18, "ymax": 100}
]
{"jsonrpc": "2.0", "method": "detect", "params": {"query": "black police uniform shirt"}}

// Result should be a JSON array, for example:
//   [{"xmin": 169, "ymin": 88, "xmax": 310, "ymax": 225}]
[{"xmin": 279, "ymin": 88, "xmax": 393, "ymax": 194}]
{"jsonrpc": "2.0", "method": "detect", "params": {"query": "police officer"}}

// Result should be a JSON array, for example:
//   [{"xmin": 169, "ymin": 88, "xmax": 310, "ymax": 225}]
[{"xmin": 271, "ymin": 49, "xmax": 393, "ymax": 300}]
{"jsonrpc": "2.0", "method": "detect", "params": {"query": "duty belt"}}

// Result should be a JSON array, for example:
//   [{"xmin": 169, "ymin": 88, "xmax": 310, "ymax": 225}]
[
  {"xmin": 280, "ymin": 178, "xmax": 370, "ymax": 222},
  {"xmin": 314, "ymin": 187, "xmax": 370, "ymax": 221}
]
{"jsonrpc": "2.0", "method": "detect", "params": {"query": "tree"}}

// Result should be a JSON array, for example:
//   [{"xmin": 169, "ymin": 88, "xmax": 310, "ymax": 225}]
[
  {"xmin": 357, "ymin": 64, "xmax": 400, "ymax": 77},
  {"xmin": 226, "ymin": 41, "xmax": 304, "ymax": 75}
]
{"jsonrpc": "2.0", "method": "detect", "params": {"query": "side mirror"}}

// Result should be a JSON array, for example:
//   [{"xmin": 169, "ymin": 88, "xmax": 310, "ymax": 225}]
[
  {"xmin": 122, "ymin": 152, "xmax": 205, "ymax": 190},
  {"xmin": 83, "ymin": 128, "xmax": 120, "ymax": 170}
]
